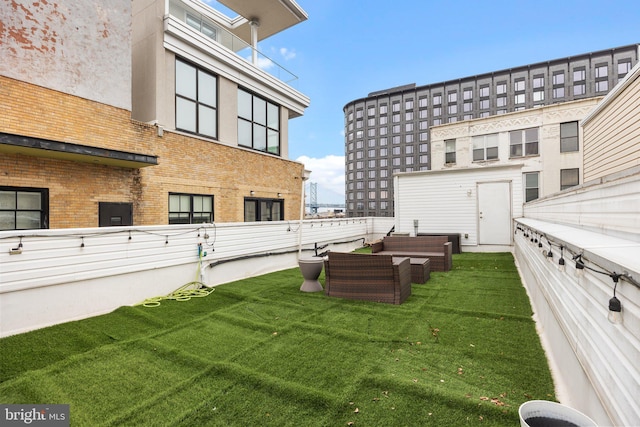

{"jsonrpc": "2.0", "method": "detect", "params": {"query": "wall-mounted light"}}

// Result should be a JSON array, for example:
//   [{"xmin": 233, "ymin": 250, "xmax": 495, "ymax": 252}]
[
  {"xmin": 278, "ymin": 193, "xmax": 282, "ymax": 198},
  {"xmin": 557, "ymin": 246, "xmax": 565, "ymax": 272},
  {"xmin": 608, "ymin": 274, "xmax": 623, "ymax": 325},
  {"xmin": 250, "ymin": 190, "xmax": 255, "ymax": 196},
  {"xmin": 573, "ymin": 254, "xmax": 585, "ymax": 277}
]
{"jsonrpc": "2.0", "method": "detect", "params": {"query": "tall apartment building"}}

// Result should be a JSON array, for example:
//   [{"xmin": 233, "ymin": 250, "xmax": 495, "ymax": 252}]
[
  {"xmin": 343, "ymin": 44, "xmax": 640, "ymax": 217},
  {"xmin": 0, "ymin": 0, "xmax": 310, "ymax": 229}
]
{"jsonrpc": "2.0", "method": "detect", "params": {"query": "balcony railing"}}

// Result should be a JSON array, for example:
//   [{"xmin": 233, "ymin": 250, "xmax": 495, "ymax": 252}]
[{"xmin": 168, "ymin": 0, "xmax": 299, "ymax": 86}]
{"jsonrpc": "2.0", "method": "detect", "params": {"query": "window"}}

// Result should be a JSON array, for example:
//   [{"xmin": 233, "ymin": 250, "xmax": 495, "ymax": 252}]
[
  {"xmin": 560, "ymin": 121, "xmax": 579, "ymax": 152},
  {"xmin": 379, "ymin": 104, "xmax": 388, "ymax": 114},
  {"xmin": 552, "ymin": 72, "xmax": 565, "ymax": 99},
  {"xmin": 514, "ymin": 79, "xmax": 525, "ymax": 92},
  {"xmin": 176, "ymin": 59, "xmax": 217, "ymax": 138},
  {"xmin": 433, "ymin": 94, "xmax": 442, "ymax": 105},
  {"xmin": 448, "ymin": 104, "xmax": 457, "ymax": 115},
  {"xmin": 367, "ymin": 106, "xmax": 375, "ymax": 116},
  {"xmin": 595, "ymin": 80, "xmax": 608, "ymax": 92},
  {"xmin": 573, "ymin": 67, "xmax": 586, "ymax": 96},
  {"xmin": 418, "ymin": 97, "xmax": 428, "ymax": 108},
  {"xmin": 392, "ymin": 102, "xmax": 400, "ymax": 112},
  {"xmin": 514, "ymin": 93, "xmax": 525, "ymax": 105},
  {"xmin": 595, "ymin": 64, "xmax": 608, "ymax": 92},
  {"xmin": 0, "ymin": 187, "xmax": 48, "ymax": 230},
  {"xmin": 169, "ymin": 193, "xmax": 213, "ymax": 224},
  {"xmin": 510, "ymin": 128, "xmax": 539, "ymax": 157},
  {"xmin": 496, "ymin": 82, "xmax": 507, "ymax": 95},
  {"xmin": 447, "ymin": 92, "xmax": 457, "ymax": 103},
  {"xmin": 479, "ymin": 85, "xmax": 489, "ymax": 97},
  {"xmin": 595, "ymin": 64, "xmax": 608, "ymax": 78},
  {"xmin": 405, "ymin": 99, "xmax": 414, "ymax": 110},
  {"xmin": 524, "ymin": 173, "xmax": 539, "ymax": 202},
  {"xmin": 618, "ymin": 60, "xmax": 632, "ymax": 77},
  {"xmin": 561, "ymin": 169, "xmax": 579, "ymax": 190},
  {"xmin": 238, "ymin": 88, "xmax": 280, "ymax": 154},
  {"xmin": 496, "ymin": 97, "xmax": 507, "ymax": 107},
  {"xmin": 244, "ymin": 198, "xmax": 283, "ymax": 222},
  {"xmin": 533, "ymin": 75, "xmax": 544, "ymax": 89},
  {"xmin": 463, "ymin": 88, "xmax": 473, "ymax": 100},
  {"xmin": 472, "ymin": 134, "xmax": 499, "ymax": 161},
  {"xmin": 479, "ymin": 99, "xmax": 489, "ymax": 109},
  {"xmin": 445, "ymin": 139, "xmax": 456, "ymax": 164},
  {"xmin": 553, "ymin": 87, "xmax": 565, "ymax": 99},
  {"xmin": 186, "ymin": 13, "xmax": 218, "ymax": 40}
]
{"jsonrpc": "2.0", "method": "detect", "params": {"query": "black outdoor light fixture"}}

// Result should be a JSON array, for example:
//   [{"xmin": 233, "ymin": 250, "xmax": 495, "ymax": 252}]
[{"xmin": 608, "ymin": 274, "xmax": 623, "ymax": 325}]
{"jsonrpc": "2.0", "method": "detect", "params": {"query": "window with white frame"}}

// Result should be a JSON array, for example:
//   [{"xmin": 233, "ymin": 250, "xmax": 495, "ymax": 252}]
[
  {"xmin": 176, "ymin": 58, "xmax": 217, "ymax": 138},
  {"xmin": 445, "ymin": 139, "xmax": 456, "ymax": 164},
  {"xmin": 472, "ymin": 134, "xmax": 499, "ymax": 161},
  {"xmin": 510, "ymin": 128, "xmax": 539, "ymax": 157},
  {"xmin": 524, "ymin": 172, "xmax": 539, "ymax": 202}
]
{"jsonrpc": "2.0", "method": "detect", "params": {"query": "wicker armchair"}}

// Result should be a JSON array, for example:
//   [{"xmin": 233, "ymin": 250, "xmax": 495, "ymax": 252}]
[{"xmin": 324, "ymin": 252, "xmax": 411, "ymax": 304}]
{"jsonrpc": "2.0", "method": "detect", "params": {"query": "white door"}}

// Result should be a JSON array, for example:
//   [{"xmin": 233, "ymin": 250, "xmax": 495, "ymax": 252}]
[{"xmin": 477, "ymin": 181, "xmax": 512, "ymax": 245}]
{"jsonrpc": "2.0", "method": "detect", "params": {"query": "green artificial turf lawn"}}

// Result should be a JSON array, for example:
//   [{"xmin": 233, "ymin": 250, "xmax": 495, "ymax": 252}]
[{"xmin": 0, "ymin": 252, "xmax": 556, "ymax": 426}]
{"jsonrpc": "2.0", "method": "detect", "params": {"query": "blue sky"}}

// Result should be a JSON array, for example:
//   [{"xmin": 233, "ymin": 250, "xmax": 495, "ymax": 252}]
[{"xmin": 206, "ymin": 0, "xmax": 640, "ymax": 203}]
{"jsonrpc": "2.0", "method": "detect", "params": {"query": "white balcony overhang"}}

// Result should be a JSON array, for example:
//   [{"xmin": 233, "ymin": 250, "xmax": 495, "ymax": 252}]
[
  {"xmin": 217, "ymin": 0, "xmax": 308, "ymax": 41},
  {"xmin": 164, "ymin": 15, "xmax": 310, "ymax": 118}
]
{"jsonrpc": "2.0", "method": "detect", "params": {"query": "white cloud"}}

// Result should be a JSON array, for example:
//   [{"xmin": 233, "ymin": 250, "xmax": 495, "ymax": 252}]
[
  {"xmin": 296, "ymin": 155, "xmax": 345, "ymax": 205},
  {"xmin": 279, "ymin": 47, "xmax": 296, "ymax": 60}
]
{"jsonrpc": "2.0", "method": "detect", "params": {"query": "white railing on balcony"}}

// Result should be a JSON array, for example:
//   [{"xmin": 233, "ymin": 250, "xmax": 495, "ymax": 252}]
[{"xmin": 168, "ymin": 0, "xmax": 299, "ymax": 85}]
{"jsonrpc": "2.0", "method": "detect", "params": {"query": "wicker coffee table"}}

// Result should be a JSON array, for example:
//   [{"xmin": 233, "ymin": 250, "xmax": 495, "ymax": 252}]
[{"xmin": 394, "ymin": 257, "xmax": 430, "ymax": 284}]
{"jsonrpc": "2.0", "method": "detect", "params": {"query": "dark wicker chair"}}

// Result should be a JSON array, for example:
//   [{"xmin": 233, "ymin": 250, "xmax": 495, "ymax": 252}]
[
  {"xmin": 324, "ymin": 252, "xmax": 411, "ymax": 304},
  {"xmin": 371, "ymin": 236, "xmax": 453, "ymax": 271}
]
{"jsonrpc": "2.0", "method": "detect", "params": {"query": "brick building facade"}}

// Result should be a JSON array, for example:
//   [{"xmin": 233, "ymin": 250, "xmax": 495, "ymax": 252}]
[{"xmin": 0, "ymin": 0, "xmax": 309, "ymax": 229}]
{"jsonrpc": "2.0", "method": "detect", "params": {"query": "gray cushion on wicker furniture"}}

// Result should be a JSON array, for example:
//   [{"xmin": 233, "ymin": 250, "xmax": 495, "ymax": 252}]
[
  {"xmin": 324, "ymin": 252, "xmax": 411, "ymax": 304},
  {"xmin": 371, "ymin": 236, "xmax": 452, "ymax": 272}
]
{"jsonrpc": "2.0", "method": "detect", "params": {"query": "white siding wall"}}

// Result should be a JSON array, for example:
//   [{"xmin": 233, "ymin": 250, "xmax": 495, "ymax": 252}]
[
  {"xmin": 0, "ymin": 217, "xmax": 393, "ymax": 337},
  {"xmin": 394, "ymin": 165, "xmax": 523, "ymax": 249},
  {"xmin": 514, "ymin": 219, "xmax": 640, "ymax": 426},
  {"xmin": 583, "ymin": 63, "xmax": 640, "ymax": 182},
  {"xmin": 524, "ymin": 167, "xmax": 640, "ymax": 243}
]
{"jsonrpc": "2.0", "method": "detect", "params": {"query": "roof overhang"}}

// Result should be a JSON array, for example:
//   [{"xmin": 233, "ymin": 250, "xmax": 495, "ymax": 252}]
[
  {"xmin": 217, "ymin": 0, "xmax": 308, "ymax": 41},
  {"xmin": 0, "ymin": 133, "xmax": 158, "ymax": 168}
]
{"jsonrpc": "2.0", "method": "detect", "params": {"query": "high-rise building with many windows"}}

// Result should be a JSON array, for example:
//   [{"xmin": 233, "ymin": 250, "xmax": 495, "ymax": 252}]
[{"xmin": 343, "ymin": 44, "xmax": 639, "ymax": 217}]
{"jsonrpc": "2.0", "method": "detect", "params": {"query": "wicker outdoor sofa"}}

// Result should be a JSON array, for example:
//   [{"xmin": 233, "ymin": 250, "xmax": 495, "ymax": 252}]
[
  {"xmin": 324, "ymin": 252, "xmax": 411, "ymax": 304},
  {"xmin": 371, "ymin": 236, "xmax": 453, "ymax": 272}
]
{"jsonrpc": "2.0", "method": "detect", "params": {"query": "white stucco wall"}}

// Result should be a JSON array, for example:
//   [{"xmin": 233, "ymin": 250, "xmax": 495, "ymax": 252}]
[{"xmin": 0, "ymin": 0, "xmax": 132, "ymax": 110}]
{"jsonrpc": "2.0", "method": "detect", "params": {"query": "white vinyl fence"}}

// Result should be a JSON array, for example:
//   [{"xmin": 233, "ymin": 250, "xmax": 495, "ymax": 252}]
[{"xmin": 0, "ymin": 217, "xmax": 394, "ymax": 337}]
